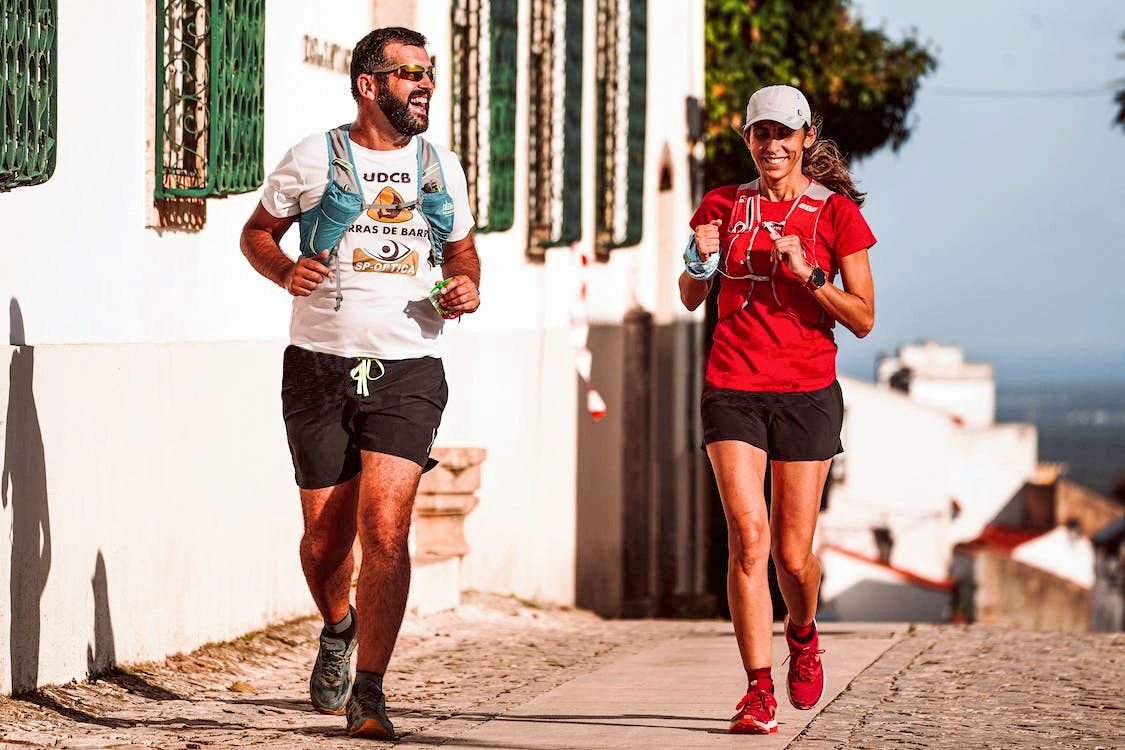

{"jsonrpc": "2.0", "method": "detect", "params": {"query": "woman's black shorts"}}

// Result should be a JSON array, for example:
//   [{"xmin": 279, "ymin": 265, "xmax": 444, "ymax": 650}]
[
  {"xmin": 700, "ymin": 380, "xmax": 844, "ymax": 461},
  {"xmin": 281, "ymin": 345, "xmax": 448, "ymax": 489}
]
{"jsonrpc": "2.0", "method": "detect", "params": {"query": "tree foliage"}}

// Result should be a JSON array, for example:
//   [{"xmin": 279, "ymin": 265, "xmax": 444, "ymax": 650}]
[{"xmin": 704, "ymin": 0, "xmax": 937, "ymax": 190}]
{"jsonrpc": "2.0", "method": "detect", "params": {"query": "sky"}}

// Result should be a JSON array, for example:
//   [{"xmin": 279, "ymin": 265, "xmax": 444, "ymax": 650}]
[{"xmin": 833, "ymin": 0, "xmax": 1125, "ymax": 385}]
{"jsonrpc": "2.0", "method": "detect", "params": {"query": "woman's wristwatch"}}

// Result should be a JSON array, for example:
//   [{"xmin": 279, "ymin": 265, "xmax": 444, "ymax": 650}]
[{"xmin": 806, "ymin": 267, "xmax": 827, "ymax": 291}]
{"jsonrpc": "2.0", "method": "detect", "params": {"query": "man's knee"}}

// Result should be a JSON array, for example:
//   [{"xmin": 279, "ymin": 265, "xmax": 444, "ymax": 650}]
[
  {"xmin": 357, "ymin": 516, "xmax": 411, "ymax": 564},
  {"xmin": 300, "ymin": 529, "xmax": 355, "ymax": 570}
]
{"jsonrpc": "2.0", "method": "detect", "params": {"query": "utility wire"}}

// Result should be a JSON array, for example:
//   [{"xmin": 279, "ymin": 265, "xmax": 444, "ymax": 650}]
[{"xmin": 926, "ymin": 82, "xmax": 1120, "ymax": 99}]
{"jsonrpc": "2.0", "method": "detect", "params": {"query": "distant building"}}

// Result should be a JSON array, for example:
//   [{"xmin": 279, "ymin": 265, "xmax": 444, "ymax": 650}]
[
  {"xmin": 876, "ymin": 340, "xmax": 995, "ymax": 428},
  {"xmin": 823, "ymin": 342, "xmax": 1124, "ymax": 626},
  {"xmin": 816, "ymin": 370, "xmax": 1035, "ymax": 622}
]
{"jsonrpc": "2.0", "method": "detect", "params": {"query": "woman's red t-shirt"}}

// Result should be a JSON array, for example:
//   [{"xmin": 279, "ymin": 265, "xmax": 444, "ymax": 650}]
[{"xmin": 690, "ymin": 184, "xmax": 876, "ymax": 393}]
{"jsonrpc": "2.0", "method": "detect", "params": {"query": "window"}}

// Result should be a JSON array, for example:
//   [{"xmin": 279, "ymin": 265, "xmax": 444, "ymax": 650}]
[
  {"xmin": 155, "ymin": 0, "xmax": 264, "ymax": 200},
  {"xmin": 0, "ymin": 0, "xmax": 58, "ymax": 192},
  {"xmin": 594, "ymin": 0, "xmax": 646, "ymax": 258},
  {"xmin": 527, "ymin": 0, "xmax": 583, "ymax": 257},
  {"xmin": 451, "ymin": 0, "xmax": 517, "ymax": 233}
]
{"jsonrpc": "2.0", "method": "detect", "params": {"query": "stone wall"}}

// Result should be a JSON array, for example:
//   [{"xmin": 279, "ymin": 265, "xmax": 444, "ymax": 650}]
[{"xmin": 973, "ymin": 552, "xmax": 1090, "ymax": 630}]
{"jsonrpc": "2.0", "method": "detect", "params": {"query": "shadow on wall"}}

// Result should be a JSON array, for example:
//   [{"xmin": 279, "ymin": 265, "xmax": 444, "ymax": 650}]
[
  {"xmin": 87, "ymin": 551, "xmax": 116, "ymax": 677},
  {"xmin": 3, "ymin": 298, "xmax": 52, "ymax": 695}
]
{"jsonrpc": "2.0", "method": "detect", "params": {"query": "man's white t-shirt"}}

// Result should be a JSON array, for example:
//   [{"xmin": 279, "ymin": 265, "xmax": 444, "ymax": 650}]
[{"xmin": 260, "ymin": 132, "xmax": 475, "ymax": 359}]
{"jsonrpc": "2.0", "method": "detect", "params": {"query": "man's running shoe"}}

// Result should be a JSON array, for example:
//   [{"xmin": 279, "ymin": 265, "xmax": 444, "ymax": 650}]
[
  {"xmin": 309, "ymin": 608, "xmax": 357, "ymax": 715},
  {"xmin": 784, "ymin": 616, "xmax": 826, "ymax": 710},
  {"xmin": 347, "ymin": 679, "xmax": 395, "ymax": 739},
  {"xmin": 729, "ymin": 688, "xmax": 778, "ymax": 734}
]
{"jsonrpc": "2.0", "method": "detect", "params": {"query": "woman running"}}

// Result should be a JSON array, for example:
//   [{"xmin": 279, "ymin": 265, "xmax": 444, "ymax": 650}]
[{"xmin": 680, "ymin": 84, "xmax": 876, "ymax": 734}]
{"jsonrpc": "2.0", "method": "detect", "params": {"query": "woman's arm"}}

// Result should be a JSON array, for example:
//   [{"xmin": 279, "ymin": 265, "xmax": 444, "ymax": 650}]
[
  {"xmin": 679, "ymin": 271, "xmax": 713, "ymax": 311},
  {"xmin": 809, "ymin": 249, "xmax": 874, "ymax": 338},
  {"xmin": 680, "ymin": 218, "xmax": 722, "ymax": 310}
]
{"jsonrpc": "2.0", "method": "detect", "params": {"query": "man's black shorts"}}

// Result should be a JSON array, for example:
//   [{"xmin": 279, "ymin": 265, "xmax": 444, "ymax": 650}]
[
  {"xmin": 700, "ymin": 380, "xmax": 844, "ymax": 461},
  {"xmin": 281, "ymin": 345, "xmax": 448, "ymax": 489}
]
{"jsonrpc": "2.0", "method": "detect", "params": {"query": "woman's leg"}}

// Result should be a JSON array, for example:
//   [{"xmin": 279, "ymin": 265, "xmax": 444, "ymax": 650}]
[
  {"xmin": 706, "ymin": 440, "xmax": 772, "ymax": 672},
  {"xmin": 770, "ymin": 457, "xmax": 832, "ymax": 711},
  {"xmin": 769, "ymin": 458, "xmax": 831, "ymax": 625}
]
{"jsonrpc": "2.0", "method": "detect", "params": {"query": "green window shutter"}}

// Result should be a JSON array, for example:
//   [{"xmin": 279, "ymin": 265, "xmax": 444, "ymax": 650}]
[
  {"xmin": 451, "ymin": 0, "xmax": 517, "ymax": 233},
  {"xmin": 528, "ymin": 0, "xmax": 583, "ymax": 256},
  {"xmin": 155, "ymin": 0, "xmax": 263, "ymax": 200},
  {"xmin": 0, "ymin": 0, "xmax": 58, "ymax": 192},
  {"xmin": 211, "ymin": 0, "xmax": 263, "ymax": 195},
  {"xmin": 595, "ymin": 0, "xmax": 646, "ymax": 257}
]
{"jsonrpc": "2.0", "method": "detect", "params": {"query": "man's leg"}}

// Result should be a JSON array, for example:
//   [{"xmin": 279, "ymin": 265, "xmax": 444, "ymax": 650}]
[
  {"xmin": 344, "ymin": 450, "xmax": 421, "ymax": 738},
  {"xmin": 353, "ymin": 449, "xmax": 422, "ymax": 674},
  {"xmin": 300, "ymin": 476, "xmax": 361, "ymax": 715},
  {"xmin": 299, "ymin": 476, "xmax": 360, "ymax": 624}
]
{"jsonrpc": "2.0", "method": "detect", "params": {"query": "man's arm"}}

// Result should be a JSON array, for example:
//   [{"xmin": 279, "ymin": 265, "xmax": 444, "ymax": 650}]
[
  {"xmin": 240, "ymin": 203, "xmax": 330, "ymax": 296},
  {"xmin": 437, "ymin": 232, "xmax": 480, "ymax": 316}
]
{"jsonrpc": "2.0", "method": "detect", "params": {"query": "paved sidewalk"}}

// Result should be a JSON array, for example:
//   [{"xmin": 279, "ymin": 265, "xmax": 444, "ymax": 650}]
[
  {"xmin": 1, "ymin": 594, "xmax": 1122, "ymax": 749},
  {"xmin": 422, "ymin": 623, "xmax": 900, "ymax": 749}
]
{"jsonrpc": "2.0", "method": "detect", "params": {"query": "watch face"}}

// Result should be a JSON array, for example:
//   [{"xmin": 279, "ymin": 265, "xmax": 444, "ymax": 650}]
[{"xmin": 810, "ymin": 268, "xmax": 826, "ymax": 287}]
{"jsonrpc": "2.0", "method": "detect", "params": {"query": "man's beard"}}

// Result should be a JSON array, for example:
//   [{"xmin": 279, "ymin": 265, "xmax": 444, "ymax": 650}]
[{"xmin": 377, "ymin": 87, "xmax": 429, "ymax": 136}]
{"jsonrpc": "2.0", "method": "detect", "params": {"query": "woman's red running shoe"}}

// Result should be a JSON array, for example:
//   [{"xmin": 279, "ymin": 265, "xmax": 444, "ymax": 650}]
[
  {"xmin": 729, "ymin": 688, "xmax": 778, "ymax": 734},
  {"xmin": 784, "ymin": 616, "xmax": 826, "ymax": 710}
]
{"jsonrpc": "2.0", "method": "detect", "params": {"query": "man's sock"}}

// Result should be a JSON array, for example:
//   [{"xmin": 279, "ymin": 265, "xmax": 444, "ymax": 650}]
[
  {"xmin": 326, "ymin": 607, "xmax": 355, "ymax": 641},
  {"xmin": 355, "ymin": 670, "xmax": 384, "ymax": 693},
  {"xmin": 788, "ymin": 618, "xmax": 815, "ymax": 644},
  {"xmin": 747, "ymin": 666, "xmax": 773, "ymax": 694}
]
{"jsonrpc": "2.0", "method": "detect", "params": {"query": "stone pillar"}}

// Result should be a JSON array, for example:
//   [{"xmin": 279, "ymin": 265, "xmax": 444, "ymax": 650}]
[{"xmin": 413, "ymin": 447, "xmax": 485, "ymax": 558}]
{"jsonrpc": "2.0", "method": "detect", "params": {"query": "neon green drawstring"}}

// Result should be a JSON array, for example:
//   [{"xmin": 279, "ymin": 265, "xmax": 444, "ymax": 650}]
[{"xmin": 349, "ymin": 358, "xmax": 385, "ymax": 397}]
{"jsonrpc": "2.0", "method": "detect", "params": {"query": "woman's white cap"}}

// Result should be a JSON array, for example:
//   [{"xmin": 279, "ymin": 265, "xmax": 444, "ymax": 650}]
[{"xmin": 745, "ymin": 85, "xmax": 811, "ymax": 129}]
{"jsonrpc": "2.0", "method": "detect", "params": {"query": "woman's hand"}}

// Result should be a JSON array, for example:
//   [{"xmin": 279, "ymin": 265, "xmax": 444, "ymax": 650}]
[
  {"xmin": 770, "ymin": 234, "xmax": 813, "ymax": 282},
  {"xmin": 694, "ymin": 219, "xmax": 723, "ymax": 259}
]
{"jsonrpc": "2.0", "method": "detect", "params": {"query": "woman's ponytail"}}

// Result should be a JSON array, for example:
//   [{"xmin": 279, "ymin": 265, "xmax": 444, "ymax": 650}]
[{"xmin": 802, "ymin": 117, "xmax": 866, "ymax": 207}]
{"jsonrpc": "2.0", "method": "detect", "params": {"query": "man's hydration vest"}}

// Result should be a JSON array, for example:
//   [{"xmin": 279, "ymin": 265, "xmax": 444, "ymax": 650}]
[
  {"xmin": 297, "ymin": 125, "xmax": 457, "ymax": 308},
  {"xmin": 717, "ymin": 178, "xmax": 836, "ymax": 331}
]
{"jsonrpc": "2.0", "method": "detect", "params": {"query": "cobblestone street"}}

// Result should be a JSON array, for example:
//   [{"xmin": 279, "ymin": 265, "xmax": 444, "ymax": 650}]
[{"xmin": 1, "ymin": 594, "xmax": 1121, "ymax": 749}]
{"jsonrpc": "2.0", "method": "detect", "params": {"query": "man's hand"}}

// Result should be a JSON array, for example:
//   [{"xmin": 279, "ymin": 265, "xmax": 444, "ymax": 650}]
[
  {"xmin": 283, "ymin": 251, "xmax": 333, "ymax": 297},
  {"xmin": 693, "ymin": 219, "xmax": 723, "ymax": 259},
  {"xmin": 437, "ymin": 275, "xmax": 480, "ymax": 319}
]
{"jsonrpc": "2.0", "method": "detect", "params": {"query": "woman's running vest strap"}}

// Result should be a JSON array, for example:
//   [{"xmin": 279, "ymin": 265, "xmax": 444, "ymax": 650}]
[{"xmin": 716, "ymin": 179, "xmax": 837, "ymax": 327}]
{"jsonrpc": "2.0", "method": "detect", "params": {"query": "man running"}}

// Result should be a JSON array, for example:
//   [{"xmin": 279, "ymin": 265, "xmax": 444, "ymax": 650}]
[{"xmin": 239, "ymin": 27, "xmax": 478, "ymax": 739}]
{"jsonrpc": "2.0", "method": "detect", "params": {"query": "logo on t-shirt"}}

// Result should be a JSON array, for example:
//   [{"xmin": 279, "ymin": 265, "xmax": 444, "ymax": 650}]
[
  {"xmin": 367, "ymin": 187, "xmax": 414, "ymax": 223},
  {"xmin": 353, "ymin": 241, "xmax": 418, "ymax": 275},
  {"xmin": 362, "ymin": 171, "xmax": 411, "ymax": 184}
]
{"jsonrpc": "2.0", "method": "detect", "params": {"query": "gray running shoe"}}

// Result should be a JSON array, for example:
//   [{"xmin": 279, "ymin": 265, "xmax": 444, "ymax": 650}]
[
  {"xmin": 346, "ymin": 679, "xmax": 395, "ymax": 739},
  {"xmin": 309, "ymin": 608, "xmax": 356, "ymax": 715}
]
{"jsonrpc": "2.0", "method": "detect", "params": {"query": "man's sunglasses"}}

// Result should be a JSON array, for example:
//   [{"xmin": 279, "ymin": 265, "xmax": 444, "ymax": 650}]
[{"xmin": 370, "ymin": 63, "xmax": 436, "ymax": 85}]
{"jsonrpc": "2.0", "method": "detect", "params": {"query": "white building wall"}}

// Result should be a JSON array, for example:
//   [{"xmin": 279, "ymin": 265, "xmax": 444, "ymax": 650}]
[
  {"xmin": 948, "ymin": 423, "xmax": 1038, "ymax": 543},
  {"xmin": 825, "ymin": 378, "xmax": 955, "ymax": 581},
  {"xmin": 906, "ymin": 377, "xmax": 995, "ymax": 429},
  {"xmin": 819, "ymin": 549, "xmax": 949, "ymax": 622},
  {"xmin": 875, "ymin": 341, "xmax": 995, "ymax": 428}
]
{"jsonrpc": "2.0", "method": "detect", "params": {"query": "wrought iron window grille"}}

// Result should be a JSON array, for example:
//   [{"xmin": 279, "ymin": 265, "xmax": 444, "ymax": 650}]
[
  {"xmin": 1, "ymin": 0, "xmax": 58, "ymax": 192},
  {"xmin": 155, "ymin": 0, "xmax": 263, "ymax": 201}
]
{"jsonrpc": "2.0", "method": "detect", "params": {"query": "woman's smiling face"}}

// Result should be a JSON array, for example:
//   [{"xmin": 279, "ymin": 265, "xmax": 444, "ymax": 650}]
[{"xmin": 743, "ymin": 120, "xmax": 816, "ymax": 182}]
